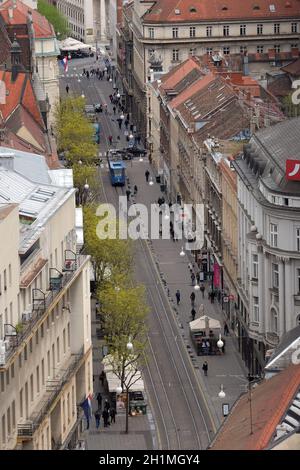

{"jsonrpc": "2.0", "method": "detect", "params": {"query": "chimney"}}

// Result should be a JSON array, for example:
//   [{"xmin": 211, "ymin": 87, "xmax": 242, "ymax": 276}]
[
  {"xmin": 11, "ymin": 34, "xmax": 22, "ymax": 82},
  {"xmin": 28, "ymin": 10, "xmax": 33, "ymax": 23},
  {"xmin": 8, "ymin": 7, "xmax": 14, "ymax": 18}
]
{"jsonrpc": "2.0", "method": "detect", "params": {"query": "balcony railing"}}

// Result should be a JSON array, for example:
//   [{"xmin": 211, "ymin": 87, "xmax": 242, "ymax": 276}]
[
  {"xmin": 17, "ymin": 347, "xmax": 85, "ymax": 439},
  {"xmin": 1, "ymin": 254, "xmax": 88, "ymax": 368}
]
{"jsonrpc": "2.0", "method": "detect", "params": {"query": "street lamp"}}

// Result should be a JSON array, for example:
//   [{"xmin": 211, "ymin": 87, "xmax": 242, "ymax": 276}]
[
  {"xmin": 81, "ymin": 93, "xmax": 85, "ymax": 99},
  {"xmin": 217, "ymin": 334, "xmax": 224, "ymax": 349},
  {"xmin": 194, "ymin": 283, "xmax": 200, "ymax": 291},
  {"xmin": 180, "ymin": 246, "xmax": 185, "ymax": 257},
  {"xmin": 139, "ymin": 156, "xmax": 144, "ymax": 162},
  {"xmin": 129, "ymin": 133, "xmax": 134, "ymax": 139},
  {"xmin": 218, "ymin": 384, "xmax": 226, "ymax": 399},
  {"xmin": 116, "ymin": 92, "xmax": 121, "ymax": 99},
  {"xmin": 120, "ymin": 113, "xmax": 125, "ymax": 120},
  {"xmin": 149, "ymin": 177, "xmax": 154, "ymax": 186}
]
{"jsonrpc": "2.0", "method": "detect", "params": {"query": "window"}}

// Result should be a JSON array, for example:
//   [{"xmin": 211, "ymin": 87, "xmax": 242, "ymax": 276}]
[
  {"xmin": 240, "ymin": 46, "xmax": 247, "ymax": 54},
  {"xmin": 257, "ymin": 24, "xmax": 263, "ymax": 35},
  {"xmin": 291, "ymin": 43, "xmax": 298, "ymax": 49},
  {"xmin": 30, "ymin": 374, "xmax": 34, "ymax": 402},
  {"xmin": 148, "ymin": 27, "xmax": 154, "ymax": 38},
  {"xmin": 42, "ymin": 359, "xmax": 45, "ymax": 386},
  {"xmin": 24, "ymin": 345, "xmax": 27, "ymax": 361},
  {"xmin": 41, "ymin": 323, "xmax": 44, "ymax": 338},
  {"xmin": 252, "ymin": 254, "xmax": 258, "ymax": 279},
  {"xmin": 63, "ymin": 329, "xmax": 66, "ymax": 355},
  {"xmin": 274, "ymin": 44, "xmax": 281, "ymax": 53},
  {"xmin": 271, "ymin": 308, "xmax": 278, "ymax": 333},
  {"xmin": 4, "ymin": 269, "xmax": 7, "ymax": 290},
  {"xmin": 223, "ymin": 25, "xmax": 229, "ymax": 36},
  {"xmin": 189, "ymin": 48, "xmax": 196, "ymax": 56},
  {"xmin": 172, "ymin": 49, "xmax": 179, "ymax": 61},
  {"xmin": 0, "ymin": 274, "xmax": 1, "ymax": 295},
  {"xmin": 190, "ymin": 26, "xmax": 196, "ymax": 37},
  {"xmin": 240, "ymin": 24, "xmax": 246, "ymax": 36},
  {"xmin": 6, "ymin": 370, "xmax": 9, "ymax": 386},
  {"xmin": 253, "ymin": 297, "xmax": 259, "ymax": 322},
  {"xmin": 1, "ymin": 373, "xmax": 4, "ymax": 393},
  {"xmin": 35, "ymin": 330, "xmax": 39, "ymax": 345},
  {"xmin": 7, "ymin": 408, "xmax": 11, "ymax": 436},
  {"xmin": 57, "ymin": 337, "xmax": 60, "ymax": 364},
  {"xmin": 223, "ymin": 47, "xmax": 230, "ymax": 55},
  {"xmin": 12, "ymin": 401, "xmax": 15, "ymax": 430},
  {"xmin": 274, "ymin": 23, "xmax": 280, "ymax": 34},
  {"xmin": 47, "ymin": 350, "xmax": 50, "ymax": 377},
  {"xmin": 2, "ymin": 415, "xmax": 6, "ymax": 444},
  {"xmin": 29, "ymin": 338, "xmax": 33, "ymax": 354},
  {"xmin": 257, "ymin": 45, "xmax": 264, "ymax": 53},
  {"xmin": 67, "ymin": 392, "xmax": 70, "ymax": 424},
  {"xmin": 270, "ymin": 223, "xmax": 278, "ymax": 247},
  {"xmin": 272, "ymin": 263, "xmax": 279, "ymax": 289},
  {"xmin": 206, "ymin": 48, "xmax": 213, "ymax": 55},
  {"xmin": 67, "ymin": 323, "xmax": 70, "ymax": 348},
  {"xmin": 172, "ymin": 27, "xmax": 178, "ymax": 38},
  {"xmin": 18, "ymin": 353, "xmax": 22, "ymax": 369},
  {"xmin": 206, "ymin": 26, "xmax": 212, "ymax": 37},
  {"xmin": 8, "ymin": 264, "xmax": 11, "ymax": 286},
  {"xmin": 11, "ymin": 363, "xmax": 14, "ymax": 379},
  {"xmin": 297, "ymin": 228, "xmax": 300, "ymax": 252},
  {"xmin": 36, "ymin": 366, "xmax": 40, "ymax": 394},
  {"xmin": 72, "ymin": 385, "xmax": 75, "ymax": 416},
  {"xmin": 291, "ymin": 22, "xmax": 298, "ymax": 33},
  {"xmin": 297, "ymin": 268, "xmax": 300, "ymax": 294}
]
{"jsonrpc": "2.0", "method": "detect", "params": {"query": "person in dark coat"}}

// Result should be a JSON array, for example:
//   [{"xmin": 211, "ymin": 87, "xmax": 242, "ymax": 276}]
[
  {"xmin": 200, "ymin": 284, "xmax": 205, "ymax": 298},
  {"xmin": 175, "ymin": 289, "xmax": 181, "ymax": 305},
  {"xmin": 126, "ymin": 189, "xmax": 131, "ymax": 201},
  {"xmin": 145, "ymin": 170, "xmax": 150, "ymax": 182},
  {"xmin": 190, "ymin": 291, "xmax": 196, "ymax": 307},
  {"xmin": 95, "ymin": 410, "xmax": 101, "ymax": 429},
  {"xmin": 191, "ymin": 308, "xmax": 196, "ymax": 321},
  {"xmin": 202, "ymin": 361, "xmax": 208, "ymax": 376},
  {"xmin": 110, "ymin": 407, "xmax": 116, "ymax": 424},
  {"xmin": 134, "ymin": 185, "xmax": 138, "ymax": 195},
  {"xmin": 66, "ymin": 84, "xmax": 69, "ymax": 94},
  {"xmin": 99, "ymin": 370, "xmax": 105, "ymax": 386},
  {"xmin": 96, "ymin": 392, "xmax": 102, "ymax": 410},
  {"xmin": 191, "ymin": 273, "xmax": 195, "ymax": 285},
  {"xmin": 102, "ymin": 408, "xmax": 109, "ymax": 427}
]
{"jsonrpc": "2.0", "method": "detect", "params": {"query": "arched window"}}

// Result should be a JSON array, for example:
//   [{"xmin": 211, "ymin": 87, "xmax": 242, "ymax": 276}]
[
  {"xmin": 271, "ymin": 308, "xmax": 278, "ymax": 333},
  {"xmin": 297, "ymin": 314, "xmax": 300, "ymax": 326}
]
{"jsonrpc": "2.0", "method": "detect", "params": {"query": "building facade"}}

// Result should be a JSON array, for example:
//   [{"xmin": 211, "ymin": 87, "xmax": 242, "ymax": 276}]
[
  {"xmin": 0, "ymin": 159, "xmax": 92, "ymax": 450},
  {"xmin": 119, "ymin": 0, "xmax": 300, "ymax": 134},
  {"xmin": 233, "ymin": 117, "xmax": 300, "ymax": 374}
]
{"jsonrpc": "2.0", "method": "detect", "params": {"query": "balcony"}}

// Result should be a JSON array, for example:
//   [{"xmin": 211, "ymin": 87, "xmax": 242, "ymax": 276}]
[
  {"xmin": 17, "ymin": 347, "xmax": 85, "ymax": 439},
  {"xmin": 1, "ymin": 254, "xmax": 88, "ymax": 369}
]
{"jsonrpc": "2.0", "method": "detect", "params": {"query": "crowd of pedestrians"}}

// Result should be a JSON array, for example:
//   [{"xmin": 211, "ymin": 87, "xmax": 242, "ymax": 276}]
[{"xmin": 94, "ymin": 391, "xmax": 117, "ymax": 430}]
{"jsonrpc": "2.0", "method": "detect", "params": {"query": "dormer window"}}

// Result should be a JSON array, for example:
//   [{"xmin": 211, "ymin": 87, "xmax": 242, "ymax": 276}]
[
  {"xmin": 190, "ymin": 7, "xmax": 197, "ymax": 12},
  {"xmin": 222, "ymin": 5, "xmax": 228, "ymax": 10}
]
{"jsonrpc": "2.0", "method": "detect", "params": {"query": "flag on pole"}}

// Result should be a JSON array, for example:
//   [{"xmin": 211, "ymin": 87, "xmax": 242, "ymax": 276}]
[
  {"xmin": 79, "ymin": 394, "xmax": 92, "ymax": 429},
  {"xmin": 62, "ymin": 55, "xmax": 68, "ymax": 73}
]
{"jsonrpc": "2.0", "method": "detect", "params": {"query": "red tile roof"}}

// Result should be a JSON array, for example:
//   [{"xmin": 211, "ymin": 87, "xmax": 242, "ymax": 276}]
[
  {"xmin": 169, "ymin": 73, "xmax": 215, "ymax": 109},
  {"xmin": 159, "ymin": 56, "xmax": 202, "ymax": 92},
  {"xmin": 144, "ymin": 0, "xmax": 300, "ymax": 23},
  {"xmin": 281, "ymin": 57, "xmax": 300, "ymax": 76},
  {"xmin": 211, "ymin": 364, "xmax": 300, "ymax": 450},
  {"xmin": 0, "ymin": 0, "xmax": 55, "ymax": 38}
]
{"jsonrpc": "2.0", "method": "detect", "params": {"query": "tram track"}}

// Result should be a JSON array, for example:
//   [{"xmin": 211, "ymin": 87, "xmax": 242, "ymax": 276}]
[{"xmin": 98, "ymin": 166, "xmax": 215, "ymax": 449}]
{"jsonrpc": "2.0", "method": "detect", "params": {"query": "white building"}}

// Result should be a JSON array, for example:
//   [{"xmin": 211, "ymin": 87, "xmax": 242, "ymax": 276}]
[
  {"xmin": 0, "ymin": 149, "xmax": 92, "ymax": 450},
  {"xmin": 233, "ymin": 117, "xmax": 300, "ymax": 375}
]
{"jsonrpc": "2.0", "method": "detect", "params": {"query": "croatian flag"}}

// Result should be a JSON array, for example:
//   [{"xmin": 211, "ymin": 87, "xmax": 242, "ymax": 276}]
[
  {"xmin": 80, "ymin": 393, "xmax": 92, "ymax": 429},
  {"xmin": 62, "ymin": 55, "xmax": 68, "ymax": 73}
]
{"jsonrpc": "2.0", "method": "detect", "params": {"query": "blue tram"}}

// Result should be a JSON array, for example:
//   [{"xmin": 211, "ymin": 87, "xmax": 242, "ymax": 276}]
[{"xmin": 108, "ymin": 160, "xmax": 126, "ymax": 186}]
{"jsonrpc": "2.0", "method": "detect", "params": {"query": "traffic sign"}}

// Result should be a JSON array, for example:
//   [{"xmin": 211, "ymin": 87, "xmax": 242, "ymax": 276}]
[{"xmin": 223, "ymin": 296, "xmax": 229, "ymax": 303}]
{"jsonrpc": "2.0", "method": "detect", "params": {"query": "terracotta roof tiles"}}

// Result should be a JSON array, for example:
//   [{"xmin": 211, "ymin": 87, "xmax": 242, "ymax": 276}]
[{"xmin": 144, "ymin": 0, "xmax": 300, "ymax": 23}]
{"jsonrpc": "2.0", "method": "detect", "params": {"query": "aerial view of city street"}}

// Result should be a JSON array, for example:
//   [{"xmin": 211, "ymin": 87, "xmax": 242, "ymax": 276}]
[{"xmin": 0, "ymin": 0, "xmax": 300, "ymax": 457}]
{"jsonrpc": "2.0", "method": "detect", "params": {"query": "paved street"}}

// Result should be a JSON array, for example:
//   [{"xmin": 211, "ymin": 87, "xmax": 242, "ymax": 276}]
[{"xmin": 59, "ymin": 57, "xmax": 248, "ymax": 450}]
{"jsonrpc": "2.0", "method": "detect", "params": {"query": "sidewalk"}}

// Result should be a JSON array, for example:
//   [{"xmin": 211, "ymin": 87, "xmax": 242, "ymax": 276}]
[
  {"xmin": 84, "ymin": 298, "xmax": 155, "ymax": 450},
  {"xmin": 125, "ymin": 161, "xmax": 248, "ymax": 429}
]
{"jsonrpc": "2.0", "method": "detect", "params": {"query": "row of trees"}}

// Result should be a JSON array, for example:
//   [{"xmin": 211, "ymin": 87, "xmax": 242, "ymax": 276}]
[
  {"xmin": 54, "ymin": 97, "xmax": 99, "ymax": 204},
  {"xmin": 83, "ymin": 205, "xmax": 149, "ymax": 432}
]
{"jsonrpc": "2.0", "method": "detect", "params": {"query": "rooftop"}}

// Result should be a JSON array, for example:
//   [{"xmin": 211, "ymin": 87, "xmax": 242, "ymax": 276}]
[
  {"xmin": 210, "ymin": 364, "xmax": 300, "ymax": 450},
  {"xmin": 0, "ymin": 0, "xmax": 55, "ymax": 38},
  {"xmin": 0, "ymin": 167, "xmax": 75, "ymax": 253},
  {"xmin": 143, "ymin": 0, "xmax": 300, "ymax": 23}
]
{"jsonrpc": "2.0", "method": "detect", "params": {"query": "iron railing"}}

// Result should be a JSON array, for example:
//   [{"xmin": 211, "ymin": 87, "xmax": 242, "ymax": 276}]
[
  {"xmin": 17, "ymin": 347, "xmax": 85, "ymax": 438},
  {"xmin": 1, "ymin": 255, "xmax": 88, "ymax": 367}
]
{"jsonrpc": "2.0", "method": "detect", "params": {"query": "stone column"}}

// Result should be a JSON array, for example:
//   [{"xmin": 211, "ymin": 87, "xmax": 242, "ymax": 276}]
[{"xmin": 100, "ymin": 0, "xmax": 106, "ymax": 41}]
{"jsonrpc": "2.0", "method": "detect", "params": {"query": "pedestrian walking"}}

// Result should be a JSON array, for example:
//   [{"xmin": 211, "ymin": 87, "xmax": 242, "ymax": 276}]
[
  {"xmin": 102, "ymin": 408, "xmax": 109, "ymax": 427},
  {"xmin": 224, "ymin": 323, "xmax": 229, "ymax": 336},
  {"xmin": 196, "ymin": 272, "xmax": 200, "ymax": 284},
  {"xmin": 104, "ymin": 399, "xmax": 110, "ymax": 412},
  {"xmin": 96, "ymin": 392, "xmax": 102, "ymax": 410},
  {"xmin": 126, "ymin": 189, "xmax": 131, "ymax": 201},
  {"xmin": 94, "ymin": 410, "xmax": 101, "ymax": 429},
  {"xmin": 108, "ymin": 135, "xmax": 113, "ymax": 145},
  {"xmin": 175, "ymin": 289, "xmax": 181, "ymax": 305},
  {"xmin": 126, "ymin": 113, "xmax": 130, "ymax": 121},
  {"xmin": 66, "ymin": 84, "xmax": 69, "ymax": 94},
  {"xmin": 191, "ymin": 307, "xmax": 196, "ymax": 321},
  {"xmin": 110, "ymin": 407, "xmax": 116, "ymax": 424},
  {"xmin": 145, "ymin": 170, "xmax": 150, "ymax": 182},
  {"xmin": 191, "ymin": 273, "xmax": 195, "ymax": 286},
  {"xmin": 190, "ymin": 291, "xmax": 196, "ymax": 307},
  {"xmin": 113, "ymin": 106, "xmax": 116, "ymax": 115},
  {"xmin": 104, "ymin": 103, "xmax": 108, "ymax": 114},
  {"xmin": 200, "ymin": 284, "xmax": 205, "ymax": 298},
  {"xmin": 134, "ymin": 185, "xmax": 138, "ymax": 195},
  {"xmin": 99, "ymin": 370, "xmax": 105, "ymax": 386},
  {"xmin": 202, "ymin": 361, "xmax": 208, "ymax": 376}
]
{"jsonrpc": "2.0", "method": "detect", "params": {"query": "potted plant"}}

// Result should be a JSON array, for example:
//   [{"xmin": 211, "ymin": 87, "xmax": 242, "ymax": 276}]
[{"xmin": 15, "ymin": 323, "xmax": 23, "ymax": 334}]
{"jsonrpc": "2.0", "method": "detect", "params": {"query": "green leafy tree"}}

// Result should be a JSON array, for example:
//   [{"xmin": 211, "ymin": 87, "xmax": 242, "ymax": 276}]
[
  {"xmin": 37, "ymin": 0, "xmax": 70, "ymax": 39},
  {"xmin": 54, "ymin": 97, "xmax": 97, "ymax": 165},
  {"xmin": 73, "ymin": 164, "xmax": 98, "ymax": 205},
  {"xmin": 83, "ymin": 205, "xmax": 133, "ymax": 288}
]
